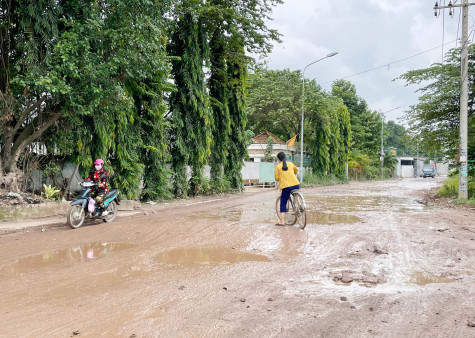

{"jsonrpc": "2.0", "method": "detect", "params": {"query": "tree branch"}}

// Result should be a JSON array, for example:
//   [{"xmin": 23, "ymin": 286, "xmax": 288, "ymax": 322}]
[
  {"xmin": 12, "ymin": 95, "xmax": 48, "ymax": 135},
  {"xmin": 6, "ymin": 111, "xmax": 62, "ymax": 172}
]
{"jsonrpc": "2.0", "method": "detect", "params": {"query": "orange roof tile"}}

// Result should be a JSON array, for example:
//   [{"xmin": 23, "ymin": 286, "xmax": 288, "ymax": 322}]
[{"xmin": 251, "ymin": 131, "xmax": 286, "ymax": 145}]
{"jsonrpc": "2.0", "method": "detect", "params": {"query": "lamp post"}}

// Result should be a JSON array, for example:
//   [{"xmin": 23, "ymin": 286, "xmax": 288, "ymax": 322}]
[
  {"xmin": 380, "ymin": 106, "xmax": 400, "ymax": 180},
  {"xmin": 300, "ymin": 52, "xmax": 338, "ymax": 182}
]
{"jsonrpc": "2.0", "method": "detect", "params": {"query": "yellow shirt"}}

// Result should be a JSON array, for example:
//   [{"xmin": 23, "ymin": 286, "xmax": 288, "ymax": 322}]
[{"xmin": 274, "ymin": 161, "xmax": 300, "ymax": 190}]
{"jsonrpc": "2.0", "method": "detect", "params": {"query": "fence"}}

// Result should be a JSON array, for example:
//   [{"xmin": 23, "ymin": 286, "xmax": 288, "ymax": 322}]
[{"xmin": 29, "ymin": 160, "xmax": 307, "ymax": 193}]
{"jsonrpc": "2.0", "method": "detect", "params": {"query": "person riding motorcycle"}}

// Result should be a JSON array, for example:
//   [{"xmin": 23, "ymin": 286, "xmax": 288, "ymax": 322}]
[{"xmin": 85, "ymin": 159, "xmax": 110, "ymax": 214}]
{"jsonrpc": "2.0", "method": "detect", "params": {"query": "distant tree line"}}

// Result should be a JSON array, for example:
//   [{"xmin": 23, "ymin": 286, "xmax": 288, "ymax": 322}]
[{"xmin": 246, "ymin": 69, "xmax": 415, "ymax": 180}]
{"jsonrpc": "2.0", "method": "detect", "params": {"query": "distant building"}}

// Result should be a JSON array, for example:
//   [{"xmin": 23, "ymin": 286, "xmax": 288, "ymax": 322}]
[
  {"xmin": 247, "ymin": 131, "xmax": 297, "ymax": 162},
  {"xmin": 395, "ymin": 156, "xmax": 450, "ymax": 177}
]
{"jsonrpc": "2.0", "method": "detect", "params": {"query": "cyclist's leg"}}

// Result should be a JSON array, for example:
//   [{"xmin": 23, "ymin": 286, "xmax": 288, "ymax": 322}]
[
  {"xmin": 287, "ymin": 184, "xmax": 301, "ymax": 214},
  {"xmin": 279, "ymin": 187, "xmax": 292, "ymax": 224}
]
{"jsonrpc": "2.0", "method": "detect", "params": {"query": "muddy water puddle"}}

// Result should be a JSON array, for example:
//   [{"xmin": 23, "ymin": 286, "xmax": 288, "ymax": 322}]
[
  {"xmin": 154, "ymin": 248, "xmax": 270, "ymax": 266},
  {"xmin": 408, "ymin": 271, "xmax": 453, "ymax": 285},
  {"xmin": 189, "ymin": 207, "xmax": 276, "ymax": 224},
  {"xmin": 306, "ymin": 195, "xmax": 427, "ymax": 213},
  {"xmin": 1, "ymin": 242, "xmax": 136, "ymax": 276},
  {"xmin": 306, "ymin": 210, "xmax": 362, "ymax": 225}
]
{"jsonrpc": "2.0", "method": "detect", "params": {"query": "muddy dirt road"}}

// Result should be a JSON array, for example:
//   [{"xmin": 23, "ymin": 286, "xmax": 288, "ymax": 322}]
[{"xmin": 1, "ymin": 178, "xmax": 474, "ymax": 337}]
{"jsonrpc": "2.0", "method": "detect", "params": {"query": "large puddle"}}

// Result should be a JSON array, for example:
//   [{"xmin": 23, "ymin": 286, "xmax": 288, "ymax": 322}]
[
  {"xmin": 190, "ymin": 207, "xmax": 276, "ymax": 224},
  {"xmin": 154, "ymin": 248, "xmax": 270, "ymax": 266},
  {"xmin": 408, "ymin": 271, "xmax": 453, "ymax": 285},
  {"xmin": 1, "ymin": 242, "xmax": 136, "ymax": 276},
  {"xmin": 306, "ymin": 195, "xmax": 427, "ymax": 213}
]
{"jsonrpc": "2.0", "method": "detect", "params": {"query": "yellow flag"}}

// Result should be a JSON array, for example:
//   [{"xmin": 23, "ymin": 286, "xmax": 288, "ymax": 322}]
[{"xmin": 287, "ymin": 134, "xmax": 298, "ymax": 147}]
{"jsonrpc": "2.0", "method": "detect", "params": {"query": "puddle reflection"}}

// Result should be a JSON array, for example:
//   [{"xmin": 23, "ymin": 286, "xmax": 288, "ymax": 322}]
[
  {"xmin": 154, "ymin": 248, "xmax": 270, "ymax": 266},
  {"xmin": 1, "ymin": 242, "xmax": 136, "ymax": 276}
]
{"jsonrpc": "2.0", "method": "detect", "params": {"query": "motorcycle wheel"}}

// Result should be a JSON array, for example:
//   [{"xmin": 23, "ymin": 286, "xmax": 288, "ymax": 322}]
[
  {"xmin": 68, "ymin": 205, "xmax": 85, "ymax": 229},
  {"xmin": 102, "ymin": 200, "xmax": 117, "ymax": 223}
]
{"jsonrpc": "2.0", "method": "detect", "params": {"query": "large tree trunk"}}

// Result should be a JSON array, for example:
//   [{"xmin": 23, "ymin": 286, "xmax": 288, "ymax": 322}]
[{"xmin": 2, "ymin": 110, "xmax": 61, "ymax": 173}]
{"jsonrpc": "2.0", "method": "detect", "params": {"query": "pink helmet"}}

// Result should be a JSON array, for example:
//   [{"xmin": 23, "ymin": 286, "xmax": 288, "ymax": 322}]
[{"xmin": 93, "ymin": 158, "xmax": 104, "ymax": 165}]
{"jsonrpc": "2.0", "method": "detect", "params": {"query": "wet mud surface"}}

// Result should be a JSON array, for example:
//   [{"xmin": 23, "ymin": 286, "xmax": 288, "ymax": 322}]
[{"xmin": 1, "ymin": 177, "xmax": 475, "ymax": 337}]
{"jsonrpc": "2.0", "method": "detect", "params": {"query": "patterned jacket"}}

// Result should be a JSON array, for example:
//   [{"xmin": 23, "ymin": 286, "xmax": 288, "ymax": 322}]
[{"xmin": 86, "ymin": 168, "xmax": 110, "ymax": 193}]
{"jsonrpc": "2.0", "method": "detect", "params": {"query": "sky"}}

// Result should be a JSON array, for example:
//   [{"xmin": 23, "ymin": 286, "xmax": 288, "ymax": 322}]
[{"xmin": 263, "ymin": 0, "xmax": 467, "ymax": 123}]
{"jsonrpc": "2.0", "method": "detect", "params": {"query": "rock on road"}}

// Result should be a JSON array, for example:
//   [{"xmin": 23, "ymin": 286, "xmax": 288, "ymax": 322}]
[{"xmin": 0, "ymin": 177, "xmax": 474, "ymax": 337}]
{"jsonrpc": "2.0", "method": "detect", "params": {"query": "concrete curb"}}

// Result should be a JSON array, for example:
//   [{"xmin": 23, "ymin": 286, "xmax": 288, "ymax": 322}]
[{"xmin": 0, "ymin": 200, "xmax": 141, "ymax": 231}]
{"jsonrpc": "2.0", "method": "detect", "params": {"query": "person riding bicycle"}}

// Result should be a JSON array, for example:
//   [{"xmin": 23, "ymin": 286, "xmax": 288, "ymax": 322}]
[
  {"xmin": 85, "ymin": 158, "xmax": 110, "ymax": 213},
  {"xmin": 274, "ymin": 152, "xmax": 300, "ymax": 226}
]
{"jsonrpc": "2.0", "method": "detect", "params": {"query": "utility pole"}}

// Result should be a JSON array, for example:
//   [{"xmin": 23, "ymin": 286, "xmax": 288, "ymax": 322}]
[
  {"xmin": 380, "ymin": 114, "xmax": 384, "ymax": 180},
  {"xmin": 380, "ymin": 107, "xmax": 400, "ymax": 180},
  {"xmin": 434, "ymin": 0, "xmax": 473, "ymax": 199}
]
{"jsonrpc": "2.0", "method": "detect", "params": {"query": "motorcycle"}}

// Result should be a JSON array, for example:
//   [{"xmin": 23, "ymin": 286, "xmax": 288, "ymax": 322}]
[{"xmin": 67, "ymin": 179, "xmax": 120, "ymax": 229}]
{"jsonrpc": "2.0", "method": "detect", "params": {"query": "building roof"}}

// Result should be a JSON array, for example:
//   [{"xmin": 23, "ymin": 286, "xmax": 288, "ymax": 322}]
[{"xmin": 251, "ymin": 131, "xmax": 286, "ymax": 145}]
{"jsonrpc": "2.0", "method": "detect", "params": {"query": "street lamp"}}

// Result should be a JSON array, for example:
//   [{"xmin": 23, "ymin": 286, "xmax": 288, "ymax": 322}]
[
  {"xmin": 300, "ymin": 52, "xmax": 338, "ymax": 182},
  {"xmin": 380, "ymin": 106, "xmax": 400, "ymax": 179}
]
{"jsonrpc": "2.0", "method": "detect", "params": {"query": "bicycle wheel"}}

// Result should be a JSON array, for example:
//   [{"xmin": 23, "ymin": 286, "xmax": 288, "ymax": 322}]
[
  {"xmin": 275, "ymin": 196, "xmax": 297, "ymax": 225},
  {"xmin": 294, "ymin": 193, "xmax": 307, "ymax": 229}
]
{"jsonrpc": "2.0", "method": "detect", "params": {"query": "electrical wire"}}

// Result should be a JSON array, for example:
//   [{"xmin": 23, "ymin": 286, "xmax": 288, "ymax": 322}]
[{"xmin": 321, "ymin": 39, "xmax": 458, "ymax": 84}]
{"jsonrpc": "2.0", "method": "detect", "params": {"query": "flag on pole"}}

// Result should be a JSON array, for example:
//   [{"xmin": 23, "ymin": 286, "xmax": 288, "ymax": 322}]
[{"xmin": 287, "ymin": 134, "xmax": 298, "ymax": 147}]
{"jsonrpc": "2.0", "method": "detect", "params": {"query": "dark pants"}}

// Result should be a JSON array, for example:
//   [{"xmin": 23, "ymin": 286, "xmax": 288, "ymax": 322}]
[{"xmin": 280, "ymin": 184, "xmax": 300, "ymax": 212}]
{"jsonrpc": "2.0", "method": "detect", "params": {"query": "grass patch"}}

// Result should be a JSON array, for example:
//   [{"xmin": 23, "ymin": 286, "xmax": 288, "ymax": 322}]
[
  {"xmin": 302, "ymin": 172, "xmax": 348, "ymax": 187},
  {"xmin": 437, "ymin": 174, "xmax": 475, "ymax": 203}
]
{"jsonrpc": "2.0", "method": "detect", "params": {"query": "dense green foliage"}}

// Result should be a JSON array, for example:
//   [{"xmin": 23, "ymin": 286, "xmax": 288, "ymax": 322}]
[
  {"xmin": 0, "ymin": 0, "xmax": 175, "ymax": 199},
  {"xmin": 0, "ymin": 0, "xmax": 282, "ymax": 199},
  {"xmin": 331, "ymin": 79, "xmax": 412, "ymax": 179},
  {"xmin": 168, "ymin": 10, "xmax": 211, "ymax": 197}
]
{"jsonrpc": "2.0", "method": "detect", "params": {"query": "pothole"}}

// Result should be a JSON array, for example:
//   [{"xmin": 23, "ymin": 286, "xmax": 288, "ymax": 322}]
[
  {"xmin": 154, "ymin": 248, "xmax": 270, "ymax": 266},
  {"xmin": 1, "ymin": 242, "xmax": 136, "ymax": 276},
  {"xmin": 305, "ymin": 195, "xmax": 427, "ymax": 212}
]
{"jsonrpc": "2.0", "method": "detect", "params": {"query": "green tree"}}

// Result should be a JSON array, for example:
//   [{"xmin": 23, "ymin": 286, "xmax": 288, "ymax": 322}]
[
  {"xmin": 0, "ymin": 0, "xmax": 172, "ymax": 199},
  {"xmin": 225, "ymin": 45, "xmax": 248, "ymax": 190},
  {"xmin": 385, "ymin": 120, "xmax": 415, "ymax": 157},
  {"xmin": 168, "ymin": 9, "xmax": 211, "ymax": 197},
  {"xmin": 331, "ymin": 79, "xmax": 381, "ymax": 157},
  {"xmin": 208, "ymin": 27, "xmax": 231, "ymax": 190},
  {"xmin": 397, "ymin": 45, "xmax": 475, "ymax": 166},
  {"xmin": 204, "ymin": 0, "xmax": 282, "ymax": 191},
  {"xmin": 247, "ymin": 68, "xmax": 303, "ymax": 140},
  {"xmin": 0, "ymin": 0, "xmax": 64, "ymax": 175}
]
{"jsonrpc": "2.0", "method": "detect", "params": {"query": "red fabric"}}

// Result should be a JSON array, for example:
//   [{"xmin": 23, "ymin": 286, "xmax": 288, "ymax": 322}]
[{"xmin": 86, "ymin": 168, "xmax": 109, "ymax": 193}]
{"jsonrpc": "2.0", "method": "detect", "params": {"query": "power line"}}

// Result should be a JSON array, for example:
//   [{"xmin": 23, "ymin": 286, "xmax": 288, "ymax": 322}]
[{"xmin": 322, "ymin": 39, "xmax": 458, "ymax": 84}]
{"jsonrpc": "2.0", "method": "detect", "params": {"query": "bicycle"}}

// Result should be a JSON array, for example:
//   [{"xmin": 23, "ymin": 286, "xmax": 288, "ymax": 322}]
[{"xmin": 275, "ymin": 189, "xmax": 307, "ymax": 229}]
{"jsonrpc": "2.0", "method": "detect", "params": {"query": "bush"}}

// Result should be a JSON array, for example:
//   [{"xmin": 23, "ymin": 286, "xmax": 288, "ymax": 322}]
[{"xmin": 42, "ymin": 184, "xmax": 60, "ymax": 200}]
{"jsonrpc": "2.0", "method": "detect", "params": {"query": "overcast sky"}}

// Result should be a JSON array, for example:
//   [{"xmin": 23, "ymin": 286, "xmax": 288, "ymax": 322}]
[{"xmin": 263, "ymin": 0, "xmax": 466, "ymax": 123}]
